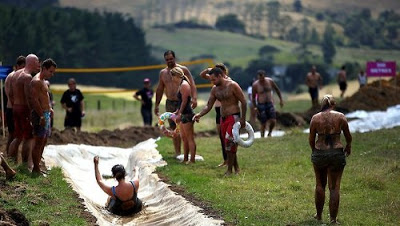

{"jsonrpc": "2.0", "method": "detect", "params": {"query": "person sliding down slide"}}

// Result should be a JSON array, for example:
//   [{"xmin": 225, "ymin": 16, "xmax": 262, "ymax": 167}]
[{"xmin": 94, "ymin": 156, "xmax": 143, "ymax": 216}]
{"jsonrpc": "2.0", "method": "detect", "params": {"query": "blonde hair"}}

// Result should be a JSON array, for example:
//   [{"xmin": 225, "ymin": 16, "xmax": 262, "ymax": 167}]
[
  {"xmin": 321, "ymin": 94, "xmax": 336, "ymax": 111},
  {"xmin": 171, "ymin": 67, "xmax": 190, "ymax": 85}
]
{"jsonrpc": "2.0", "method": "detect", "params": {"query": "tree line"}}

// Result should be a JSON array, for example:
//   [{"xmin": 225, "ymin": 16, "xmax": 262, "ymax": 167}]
[{"xmin": 0, "ymin": 3, "xmax": 158, "ymax": 88}]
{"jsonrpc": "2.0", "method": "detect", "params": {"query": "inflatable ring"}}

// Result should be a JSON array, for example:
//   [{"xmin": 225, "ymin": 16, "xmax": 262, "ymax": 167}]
[
  {"xmin": 158, "ymin": 112, "xmax": 179, "ymax": 137},
  {"xmin": 232, "ymin": 121, "xmax": 254, "ymax": 148}
]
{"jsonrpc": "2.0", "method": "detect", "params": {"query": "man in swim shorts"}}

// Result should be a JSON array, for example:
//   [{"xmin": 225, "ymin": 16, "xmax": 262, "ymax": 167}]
[
  {"xmin": 193, "ymin": 67, "xmax": 247, "ymax": 176},
  {"xmin": 8, "ymin": 54, "xmax": 40, "ymax": 167},
  {"xmin": 4, "ymin": 55, "xmax": 26, "ymax": 155},
  {"xmin": 30, "ymin": 59, "xmax": 57, "ymax": 174},
  {"xmin": 306, "ymin": 65, "xmax": 323, "ymax": 108},
  {"xmin": 252, "ymin": 70, "xmax": 283, "ymax": 137},
  {"xmin": 155, "ymin": 50, "xmax": 197, "ymax": 157}
]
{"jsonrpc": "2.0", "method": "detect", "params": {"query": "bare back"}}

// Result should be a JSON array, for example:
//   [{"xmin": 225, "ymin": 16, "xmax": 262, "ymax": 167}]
[
  {"xmin": 31, "ymin": 74, "xmax": 51, "ymax": 113},
  {"xmin": 310, "ymin": 110, "xmax": 347, "ymax": 150},
  {"xmin": 11, "ymin": 70, "xmax": 32, "ymax": 106},
  {"xmin": 5, "ymin": 71, "xmax": 16, "ymax": 108},
  {"xmin": 213, "ymin": 80, "xmax": 242, "ymax": 117},
  {"xmin": 252, "ymin": 78, "xmax": 274, "ymax": 104}
]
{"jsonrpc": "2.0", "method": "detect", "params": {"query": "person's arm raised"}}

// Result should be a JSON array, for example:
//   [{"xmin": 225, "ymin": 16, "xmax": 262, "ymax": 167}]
[{"xmin": 93, "ymin": 156, "xmax": 112, "ymax": 196}]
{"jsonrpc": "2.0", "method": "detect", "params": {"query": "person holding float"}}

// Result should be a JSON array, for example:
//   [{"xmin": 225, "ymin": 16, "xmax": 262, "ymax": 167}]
[
  {"xmin": 168, "ymin": 67, "xmax": 197, "ymax": 164},
  {"xmin": 193, "ymin": 67, "xmax": 250, "ymax": 176}
]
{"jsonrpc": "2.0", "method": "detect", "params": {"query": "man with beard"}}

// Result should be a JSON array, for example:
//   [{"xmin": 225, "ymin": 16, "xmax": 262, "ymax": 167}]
[{"xmin": 193, "ymin": 67, "xmax": 247, "ymax": 176}]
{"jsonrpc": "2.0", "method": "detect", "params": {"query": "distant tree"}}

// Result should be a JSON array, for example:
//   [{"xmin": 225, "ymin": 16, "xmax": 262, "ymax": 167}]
[
  {"xmin": 315, "ymin": 12, "xmax": 324, "ymax": 21},
  {"xmin": 321, "ymin": 23, "xmax": 336, "ymax": 64},
  {"xmin": 215, "ymin": 14, "xmax": 246, "ymax": 34},
  {"xmin": 258, "ymin": 45, "xmax": 280, "ymax": 57},
  {"xmin": 309, "ymin": 28, "xmax": 320, "ymax": 44},
  {"xmin": 287, "ymin": 27, "xmax": 300, "ymax": 42},
  {"xmin": 293, "ymin": 0, "xmax": 302, "ymax": 12},
  {"xmin": 267, "ymin": 1, "xmax": 281, "ymax": 38},
  {"xmin": 284, "ymin": 63, "xmax": 329, "ymax": 92}
]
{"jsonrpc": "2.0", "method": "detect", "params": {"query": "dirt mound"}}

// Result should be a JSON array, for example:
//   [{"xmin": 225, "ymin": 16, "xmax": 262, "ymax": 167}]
[
  {"xmin": 0, "ymin": 208, "xmax": 29, "ymax": 226},
  {"xmin": 47, "ymin": 126, "xmax": 162, "ymax": 148},
  {"xmin": 337, "ymin": 75, "xmax": 400, "ymax": 113}
]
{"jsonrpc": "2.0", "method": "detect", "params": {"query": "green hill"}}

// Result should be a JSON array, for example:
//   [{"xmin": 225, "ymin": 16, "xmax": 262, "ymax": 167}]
[{"xmin": 146, "ymin": 28, "xmax": 400, "ymax": 68}]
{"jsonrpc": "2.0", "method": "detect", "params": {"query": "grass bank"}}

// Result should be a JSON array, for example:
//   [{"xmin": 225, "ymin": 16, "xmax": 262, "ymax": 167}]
[
  {"xmin": 0, "ymin": 165, "xmax": 93, "ymax": 225},
  {"xmin": 156, "ymin": 127, "xmax": 400, "ymax": 225}
]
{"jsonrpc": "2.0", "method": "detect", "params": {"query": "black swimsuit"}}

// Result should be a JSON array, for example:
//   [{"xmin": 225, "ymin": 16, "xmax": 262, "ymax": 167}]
[{"xmin": 107, "ymin": 181, "xmax": 143, "ymax": 216}]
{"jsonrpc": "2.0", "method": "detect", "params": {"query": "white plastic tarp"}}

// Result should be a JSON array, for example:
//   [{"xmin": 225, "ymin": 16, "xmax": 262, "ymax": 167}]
[{"xmin": 43, "ymin": 139, "xmax": 223, "ymax": 226}]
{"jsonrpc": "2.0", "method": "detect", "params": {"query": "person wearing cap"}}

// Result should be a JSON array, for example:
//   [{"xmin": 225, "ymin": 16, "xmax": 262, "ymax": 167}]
[
  {"xmin": 134, "ymin": 78, "xmax": 154, "ymax": 126},
  {"xmin": 93, "ymin": 156, "xmax": 143, "ymax": 216}
]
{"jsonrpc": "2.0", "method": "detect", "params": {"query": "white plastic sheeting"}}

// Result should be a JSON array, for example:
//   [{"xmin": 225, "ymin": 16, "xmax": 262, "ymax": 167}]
[
  {"xmin": 303, "ymin": 105, "xmax": 400, "ymax": 133},
  {"xmin": 346, "ymin": 105, "xmax": 400, "ymax": 133},
  {"xmin": 43, "ymin": 139, "xmax": 223, "ymax": 226}
]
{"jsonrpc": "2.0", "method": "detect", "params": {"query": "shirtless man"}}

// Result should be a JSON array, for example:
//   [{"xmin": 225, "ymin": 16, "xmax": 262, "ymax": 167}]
[
  {"xmin": 337, "ymin": 65, "xmax": 347, "ymax": 98},
  {"xmin": 252, "ymin": 70, "xmax": 283, "ymax": 137},
  {"xmin": 155, "ymin": 50, "xmax": 197, "ymax": 157},
  {"xmin": 30, "ymin": 59, "xmax": 57, "ymax": 174},
  {"xmin": 306, "ymin": 65, "xmax": 323, "ymax": 108},
  {"xmin": 194, "ymin": 67, "xmax": 247, "ymax": 176},
  {"xmin": 4, "ymin": 56, "xmax": 26, "ymax": 155},
  {"xmin": 199, "ymin": 63, "xmax": 229, "ymax": 167},
  {"xmin": 309, "ymin": 94, "xmax": 352, "ymax": 224},
  {"xmin": 8, "ymin": 54, "xmax": 40, "ymax": 166}
]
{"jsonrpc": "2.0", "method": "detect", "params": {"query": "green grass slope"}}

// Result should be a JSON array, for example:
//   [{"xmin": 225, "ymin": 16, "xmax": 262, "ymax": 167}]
[{"xmin": 146, "ymin": 28, "xmax": 400, "ymax": 67}]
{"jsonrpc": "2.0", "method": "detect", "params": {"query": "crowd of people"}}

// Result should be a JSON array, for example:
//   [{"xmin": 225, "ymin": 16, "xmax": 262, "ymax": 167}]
[{"xmin": 1, "ymin": 50, "xmax": 355, "ymax": 223}]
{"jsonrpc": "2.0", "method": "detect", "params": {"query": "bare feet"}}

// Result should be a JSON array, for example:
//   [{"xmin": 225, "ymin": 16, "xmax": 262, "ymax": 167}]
[
  {"xmin": 185, "ymin": 161, "xmax": 195, "ymax": 165},
  {"xmin": 313, "ymin": 213, "xmax": 322, "ymax": 221},
  {"xmin": 234, "ymin": 169, "xmax": 240, "ymax": 175},
  {"xmin": 223, "ymin": 171, "xmax": 232, "ymax": 177},
  {"xmin": 267, "ymin": 133, "xmax": 272, "ymax": 137},
  {"xmin": 330, "ymin": 219, "xmax": 340, "ymax": 224}
]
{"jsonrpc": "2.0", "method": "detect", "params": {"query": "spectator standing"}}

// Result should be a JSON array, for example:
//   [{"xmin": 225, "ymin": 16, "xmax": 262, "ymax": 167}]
[
  {"xmin": 134, "ymin": 78, "xmax": 154, "ymax": 126},
  {"xmin": 60, "ymin": 78, "xmax": 85, "ymax": 131}
]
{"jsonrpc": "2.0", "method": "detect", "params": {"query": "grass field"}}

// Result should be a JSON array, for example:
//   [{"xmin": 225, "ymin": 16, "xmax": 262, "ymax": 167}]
[
  {"xmin": 156, "ymin": 127, "xmax": 400, "ymax": 225},
  {"xmin": 3, "ymin": 88, "xmax": 399, "ymax": 225}
]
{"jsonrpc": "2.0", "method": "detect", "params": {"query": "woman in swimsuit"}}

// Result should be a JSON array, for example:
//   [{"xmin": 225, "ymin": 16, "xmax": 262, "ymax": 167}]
[
  {"xmin": 93, "ymin": 156, "xmax": 142, "ymax": 216},
  {"xmin": 170, "ymin": 67, "xmax": 196, "ymax": 164},
  {"xmin": 309, "ymin": 94, "xmax": 352, "ymax": 224}
]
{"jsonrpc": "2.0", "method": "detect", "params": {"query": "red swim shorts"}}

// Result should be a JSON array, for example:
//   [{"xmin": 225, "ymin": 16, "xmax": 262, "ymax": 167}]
[
  {"xmin": 13, "ymin": 104, "xmax": 33, "ymax": 139},
  {"xmin": 220, "ymin": 114, "xmax": 240, "ymax": 153}
]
